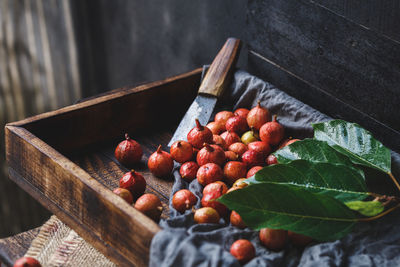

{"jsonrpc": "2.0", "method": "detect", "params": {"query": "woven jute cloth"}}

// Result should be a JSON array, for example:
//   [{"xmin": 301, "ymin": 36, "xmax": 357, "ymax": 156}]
[{"xmin": 25, "ymin": 216, "xmax": 116, "ymax": 266}]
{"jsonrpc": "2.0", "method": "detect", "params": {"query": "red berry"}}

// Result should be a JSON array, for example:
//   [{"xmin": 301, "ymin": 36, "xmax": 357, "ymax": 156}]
[
  {"xmin": 148, "ymin": 145, "xmax": 174, "ymax": 177},
  {"xmin": 259, "ymin": 228, "xmax": 287, "ymax": 251},
  {"xmin": 214, "ymin": 111, "xmax": 234, "ymax": 126},
  {"xmin": 170, "ymin": 141, "xmax": 193, "ymax": 163},
  {"xmin": 230, "ymin": 239, "xmax": 255, "ymax": 264},
  {"xmin": 246, "ymin": 166, "xmax": 263, "ymax": 178},
  {"xmin": 179, "ymin": 161, "xmax": 199, "ymax": 182},
  {"xmin": 230, "ymin": 211, "xmax": 246, "ymax": 229},
  {"xmin": 266, "ymin": 154, "xmax": 278, "ymax": 165},
  {"xmin": 226, "ymin": 116, "xmax": 249, "ymax": 135},
  {"xmin": 207, "ymin": 121, "xmax": 225, "ymax": 135},
  {"xmin": 247, "ymin": 101, "xmax": 271, "ymax": 130},
  {"xmin": 288, "ymin": 231, "xmax": 313, "ymax": 247},
  {"xmin": 194, "ymin": 207, "xmax": 220, "ymax": 224},
  {"xmin": 259, "ymin": 115, "xmax": 285, "ymax": 146},
  {"xmin": 134, "ymin": 193, "xmax": 163, "ymax": 222},
  {"xmin": 196, "ymin": 163, "xmax": 224, "ymax": 186},
  {"xmin": 223, "ymin": 161, "xmax": 247, "ymax": 185},
  {"xmin": 201, "ymin": 181, "xmax": 228, "ymax": 217},
  {"xmin": 212, "ymin": 134, "xmax": 227, "ymax": 150},
  {"xmin": 172, "ymin": 189, "xmax": 197, "ymax": 213},
  {"xmin": 119, "ymin": 170, "xmax": 146, "ymax": 200},
  {"xmin": 278, "ymin": 138, "xmax": 300, "ymax": 149},
  {"xmin": 187, "ymin": 119, "xmax": 213, "ymax": 149},
  {"xmin": 197, "ymin": 144, "xmax": 226, "ymax": 166},
  {"xmin": 242, "ymin": 150, "xmax": 264, "ymax": 168},
  {"xmin": 114, "ymin": 133, "xmax": 143, "ymax": 166},
  {"xmin": 220, "ymin": 130, "xmax": 241, "ymax": 147},
  {"xmin": 13, "ymin": 257, "xmax": 41, "ymax": 267},
  {"xmin": 234, "ymin": 108, "xmax": 250, "ymax": 118},
  {"xmin": 112, "ymin": 188, "xmax": 134, "ymax": 204},
  {"xmin": 228, "ymin": 142, "xmax": 248, "ymax": 156},
  {"xmin": 225, "ymin": 151, "xmax": 239, "ymax": 161},
  {"xmin": 248, "ymin": 141, "xmax": 271, "ymax": 158}
]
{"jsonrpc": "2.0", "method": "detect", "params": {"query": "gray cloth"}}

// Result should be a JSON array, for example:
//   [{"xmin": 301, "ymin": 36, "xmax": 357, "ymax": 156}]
[{"xmin": 149, "ymin": 70, "xmax": 400, "ymax": 267}]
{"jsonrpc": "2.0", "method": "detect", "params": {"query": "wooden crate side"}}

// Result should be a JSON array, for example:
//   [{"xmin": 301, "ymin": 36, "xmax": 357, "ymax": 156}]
[
  {"xmin": 5, "ymin": 126, "xmax": 161, "ymax": 266},
  {"xmin": 8, "ymin": 68, "xmax": 202, "ymax": 153}
]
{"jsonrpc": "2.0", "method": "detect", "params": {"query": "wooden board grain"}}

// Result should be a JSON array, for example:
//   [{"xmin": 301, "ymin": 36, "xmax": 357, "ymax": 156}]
[
  {"xmin": 247, "ymin": 0, "xmax": 400, "ymax": 152},
  {"xmin": 5, "ymin": 69, "xmax": 203, "ymax": 266}
]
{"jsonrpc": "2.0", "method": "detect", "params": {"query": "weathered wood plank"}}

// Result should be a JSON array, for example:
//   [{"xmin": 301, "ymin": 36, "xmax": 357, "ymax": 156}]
[
  {"xmin": 7, "ymin": 68, "xmax": 201, "ymax": 153},
  {"xmin": 247, "ymin": 0, "xmax": 400, "ymax": 132},
  {"xmin": 312, "ymin": 0, "xmax": 400, "ymax": 43},
  {"xmin": 248, "ymin": 52, "xmax": 400, "ymax": 152},
  {"xmin": 0, "ymin": 228, "xmax": 40, "ymax": 267},
  {"xmin": 247, "ymin": 0, "xmax": 400, "ymax": 152},
  {"xmin": 6, "ymin": 126, "xmax": 160, "ymax": 266}
]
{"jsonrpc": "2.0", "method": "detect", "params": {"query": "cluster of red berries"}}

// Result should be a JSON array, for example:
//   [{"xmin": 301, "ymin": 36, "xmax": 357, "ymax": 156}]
[
  {"xmin": 167, "ymin": 102, "xmax": 311, "ymax": 264},
  {"xmin": 112, "ymin": 134, "xmax": 165, "ymax": 222},
  {"xmin": 111, "ymin": 102, "xmax": 310, "ymax": 265}
]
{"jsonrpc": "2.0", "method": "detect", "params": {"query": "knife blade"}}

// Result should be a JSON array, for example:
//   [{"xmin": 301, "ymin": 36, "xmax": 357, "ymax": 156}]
[{"xmin": 168, "ymin": 38, "xmax": 242, "ymax": 147}]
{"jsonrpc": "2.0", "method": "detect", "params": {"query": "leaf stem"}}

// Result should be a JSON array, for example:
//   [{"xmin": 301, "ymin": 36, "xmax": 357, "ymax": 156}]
[
  {"xmin": 388, "ymin": 172, "xmax": 400, "ymax": 193},
  {"xmin": 358, "ymin": 203, "xmax": 400, "ymax": 222}
]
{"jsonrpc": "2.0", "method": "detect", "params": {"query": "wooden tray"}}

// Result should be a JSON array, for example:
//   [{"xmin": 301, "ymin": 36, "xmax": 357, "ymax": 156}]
[{"xmin": 5, "ymin": 68, "xmax": 202, "ymax": 266}]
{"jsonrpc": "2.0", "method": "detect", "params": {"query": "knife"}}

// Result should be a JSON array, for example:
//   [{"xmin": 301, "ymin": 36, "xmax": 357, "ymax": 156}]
[{"xmin": 168, "ymin": 38, "xmax": 242, "ymax": 147}]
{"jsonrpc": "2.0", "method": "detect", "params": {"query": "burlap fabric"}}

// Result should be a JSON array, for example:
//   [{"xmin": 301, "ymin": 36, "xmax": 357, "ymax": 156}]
[{"xmin": 24, "ymin": 216, "xmax": 115, "ymax": 267}]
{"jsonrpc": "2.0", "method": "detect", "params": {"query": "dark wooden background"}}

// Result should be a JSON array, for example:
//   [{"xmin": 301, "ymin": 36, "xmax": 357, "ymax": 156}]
[
  {"xmin": 1, "ymin": 0, "xmax": 399, "ymax": 238},
  {"xmin": 247, "ymin": 0, "xmax": 400, "ymax": 152}
]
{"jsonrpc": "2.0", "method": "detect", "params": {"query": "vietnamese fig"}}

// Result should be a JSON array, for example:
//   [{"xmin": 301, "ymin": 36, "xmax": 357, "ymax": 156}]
[
  {"xmin": 187, "ymin": 119, "xmax": 213, "ymax": 149},
  {"xmin": 260, "ymin": 115, "xmax": 285, "ymax": 146},
  {"xmin": 172, "ymin": 189, "xmax": 197, "ymax": 213},
  {"xmin": 194, "ymin": 207, "xmax": 220, "ymax": 224},
  {"xmin": 230, "ymin": 239, "xmax": 255, "ymax": 264},
  {"xmin": 134, "ymin": 193, "xmax": 163, "ymax": 222},
  {"xmin": 179, "ymin": 161, "xmax": 199, "ymax": 182},
  {"xmin": 259, "ymin": 228, "xmax": 287, "ymax": 251},
  {"xmin": 148, "ymin": 145, "xmax": 174, "ymax": 177},
  {"xmin": 114, "ymin": 133, "xmax": 143, "ymax": 166},
  {"xmin": 196, "ymin": 163, "xmax": 224, "ymax": 186},
  {"xmin": 170, "ymin": 141, "xmax": 193, "ymax": 163}
]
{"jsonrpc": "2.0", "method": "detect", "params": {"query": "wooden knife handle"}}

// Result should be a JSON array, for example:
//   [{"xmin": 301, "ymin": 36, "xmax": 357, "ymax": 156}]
[{"xmin": 198, "ymin": 38, "xmax": 242, "ymax": 98}]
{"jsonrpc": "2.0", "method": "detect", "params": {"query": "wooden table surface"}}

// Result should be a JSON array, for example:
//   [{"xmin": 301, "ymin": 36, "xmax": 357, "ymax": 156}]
[{"xmin": 0, "ymin": 227, "xmax": 40, "ymax": 266}]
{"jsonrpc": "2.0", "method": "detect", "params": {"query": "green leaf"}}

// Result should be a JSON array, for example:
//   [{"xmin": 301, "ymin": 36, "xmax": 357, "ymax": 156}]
[
  {"xmin": 313, "ymin": 120, "xmax": 391, "ymax": 173},
  {"xmin": 218, "ymin": 183, "xmax": 357, "ymax": 241},
  {"xmin": 248, "ymin": 160, "xmax": 368, "ymax": 202},
  {"xmin": 345, "ymin": 200, "xmax": 384, "ymax": 217},
  {"xmin": 274, "ymin": 139, "xmax": 354, "ymax": 166}
]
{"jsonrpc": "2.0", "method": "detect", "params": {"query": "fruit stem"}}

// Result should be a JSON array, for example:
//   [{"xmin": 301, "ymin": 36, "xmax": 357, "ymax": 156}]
[
  {"xmin": 125, "ymin": 133, "xmax": 130, "ymax": 140},
  {"xmin": 130, "ymin": 169, "xmax": 135, "ymax": 174},
  {"xmin": 257, "ymin": 100, "xmax": 261, "ymax": 107},
  {"xmin": 195, "ymin": 119, "xmax": 204, "ymax": 130},
  {"xmin": 273, "ymin": 115, "xmax": 277, "ymax": 122},
  {"xmin": 177, "ymin": 141, "xmax": 182, "ymax": 147},
  {"xmin": 156, "ymin": 145, "xmax": 162, "ymax": 153},
  {"xmin": 358, "ymin": 203, "xmax": 400, "ymax": 222},
  {"xmin": 388, "ymin": 172, "xmax": 400, "ymax": 193}
]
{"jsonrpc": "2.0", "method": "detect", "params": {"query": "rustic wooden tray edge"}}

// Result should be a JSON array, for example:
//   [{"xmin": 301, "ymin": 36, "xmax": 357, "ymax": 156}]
[{"xmin": 5, "ymin": 68, "xmax": 203, "ymax": 266}]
